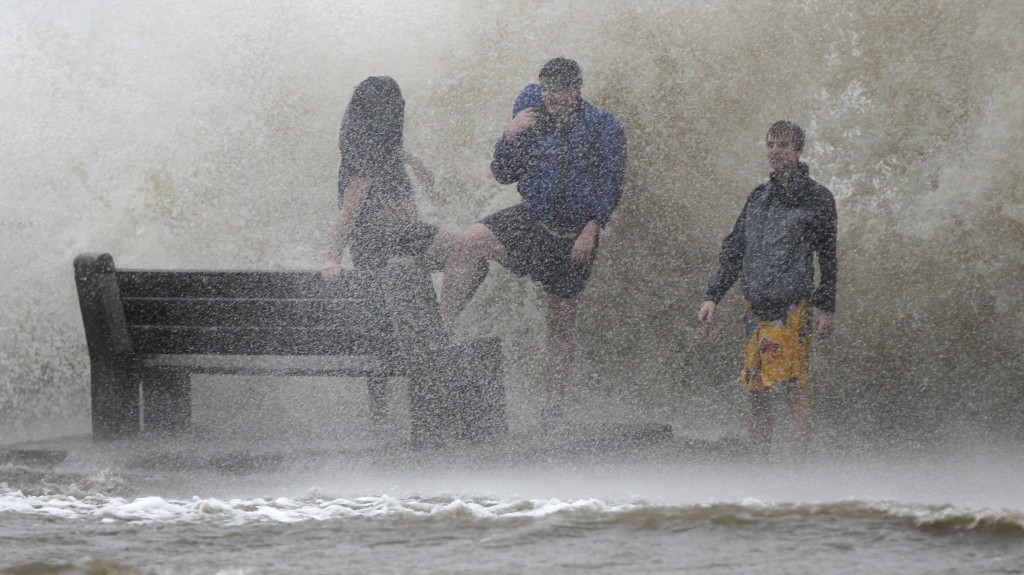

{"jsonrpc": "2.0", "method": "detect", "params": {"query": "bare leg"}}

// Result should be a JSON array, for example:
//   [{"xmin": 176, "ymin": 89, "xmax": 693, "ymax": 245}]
[
  {"xmin": 422, "ymin": 230, "xmax": 454, "ymax": 272},
  {"xmin": 787, "ymin": 386, "xmax": 813, "ymax": 458},
  {"xmin": 439, "ymin": 223, "xmax": 506, "ymax": 326},
  {"xmin": 545, "ymin": 295, "xmax": 578, "ymax": 404},
  {"xmin": 748, "ymin": 388, "xmax": 773, "ymax": 458}
]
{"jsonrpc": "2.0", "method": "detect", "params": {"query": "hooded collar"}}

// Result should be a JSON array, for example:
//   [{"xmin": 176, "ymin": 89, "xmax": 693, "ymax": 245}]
[{"xmin": 769, "ymin": 161, "xmax": 810, "ymax": 185}]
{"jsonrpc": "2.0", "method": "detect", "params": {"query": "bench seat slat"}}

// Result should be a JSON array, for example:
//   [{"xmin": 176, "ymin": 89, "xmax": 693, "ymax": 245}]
[
  {"xmin": 122, "ymin": 297, "xmax": 388, "ymax": 329},
  {"xmin": 116, "ymin": 270, "xmax": 381, "ymax": 299},
  {"xmin": 140, "ymin": 353, "xmax": 395, "ymax": 376},
  {"xmin": 129, "ymin": 326, "xmax": 389, "ymax": 356}
]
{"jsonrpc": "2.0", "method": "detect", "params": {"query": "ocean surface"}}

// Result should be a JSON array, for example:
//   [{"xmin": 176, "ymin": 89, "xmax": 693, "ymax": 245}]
[{"xmin": 3, "ymin": 429, "xmax": 1023, "ymax": 575}]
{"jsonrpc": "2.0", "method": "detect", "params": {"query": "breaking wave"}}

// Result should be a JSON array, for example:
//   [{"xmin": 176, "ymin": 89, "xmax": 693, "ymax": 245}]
[{"xmin": 3, "ymin": 487, "xmax": 1022, "ymax": 537}]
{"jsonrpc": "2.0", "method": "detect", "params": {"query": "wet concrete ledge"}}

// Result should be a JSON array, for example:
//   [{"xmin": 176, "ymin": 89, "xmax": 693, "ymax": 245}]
[
  {"xmin": 0, "ymin": 448, "xmax": 69, "ymax": 467},
  {"xmin": 0, "ymin": 423, "xmax": 753, "ymax": 475}
]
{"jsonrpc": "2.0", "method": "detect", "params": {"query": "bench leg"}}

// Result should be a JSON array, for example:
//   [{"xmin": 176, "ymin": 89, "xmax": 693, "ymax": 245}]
[
  {"xmin": 138, "ymin": 368, "xmax": 191, "ymax": 434},
  {"xmin": 367, "ymin": 373, "xmax": 388, "ymax": 425},
  {"xmin": 90, "ymin": 361, "xmax": 140, "ymax": 440},
  {"xmin": 408, "ymin": 350, "xmax": 464, "ymax": 448},
  {"xmin": 458, "ymin": 337, "xmax": 508, "ymax": 441},
  {"xmin": 407, "ymin": 339, "xmax": 507, "ymax": 447},
  {"xmin": 408, "ymin": 373, "xmax": 449, "ymax": 448}
]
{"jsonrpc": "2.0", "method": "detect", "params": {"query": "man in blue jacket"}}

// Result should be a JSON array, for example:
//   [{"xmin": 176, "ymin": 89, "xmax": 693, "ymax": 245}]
[
  {"xmin": 440, "ymin": 58, "xmax": 627, "ymax": 423},
  {"xmin": 698, "ymin": 121, "xmax": 837, "ymax": 458}
]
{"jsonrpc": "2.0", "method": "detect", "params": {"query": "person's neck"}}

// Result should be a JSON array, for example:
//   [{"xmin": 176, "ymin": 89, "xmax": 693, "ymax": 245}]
[
  {"xmin": 775, "ymin": 163, "xmax": 800, "ymax": 182},
  {"xmin": 554, "ymin": 107, "xmax": 579, "ymax": 130}
]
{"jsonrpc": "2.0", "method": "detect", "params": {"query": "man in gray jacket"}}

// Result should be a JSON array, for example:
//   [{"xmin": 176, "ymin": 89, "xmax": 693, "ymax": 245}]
[{"xmin": 698, "ymin": 120, "xmax": 837, "ymax": 458}]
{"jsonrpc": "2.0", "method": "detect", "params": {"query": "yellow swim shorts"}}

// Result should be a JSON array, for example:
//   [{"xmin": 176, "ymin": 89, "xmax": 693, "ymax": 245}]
[{"xmin": 741, "ymin": 300, "xmax": 813, "ymax": 393}]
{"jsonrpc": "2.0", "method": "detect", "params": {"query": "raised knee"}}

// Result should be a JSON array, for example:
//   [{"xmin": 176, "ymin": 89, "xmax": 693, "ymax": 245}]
[{"xmin": 452, "ymin": 224, "xmax": 493, "ymax": 257}]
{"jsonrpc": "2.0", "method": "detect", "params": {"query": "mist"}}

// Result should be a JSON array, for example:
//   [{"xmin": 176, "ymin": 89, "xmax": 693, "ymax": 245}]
[{"xmin": 2, "ymin": 0, "xmax": 1022, "ymax": 448}]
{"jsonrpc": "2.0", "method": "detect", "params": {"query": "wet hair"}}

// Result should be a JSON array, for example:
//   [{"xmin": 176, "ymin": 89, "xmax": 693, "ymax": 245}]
[
  {"xmin": 339, "ymin": 76, "xmax": 405, "ymax": 165},
  {"xmin": 538, "ymin": 57, "xmax": 583, "ymax": 90},
  {"xmin": 766, "ymin": 120, "xmax": 805, "ymax": 151}
]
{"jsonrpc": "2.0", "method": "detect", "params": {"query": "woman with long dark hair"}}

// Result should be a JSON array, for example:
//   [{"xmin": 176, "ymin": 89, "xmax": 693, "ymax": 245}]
[
  {"xmin": 323, "ymin": 76, "xmax": 448, "ymax": 275},
  {"xmin": 322, "ymin": 76, "xmax": 449, "ymax": 424}
]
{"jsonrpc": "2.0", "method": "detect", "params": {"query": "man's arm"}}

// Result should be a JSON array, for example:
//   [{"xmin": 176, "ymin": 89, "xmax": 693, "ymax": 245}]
[
  {"xmin": 705, "ymin": 201, "xmax": 748, "ymax": 305},
  {"xmin": 811, "ymin": 189, "xmax": 838, "ymax": 338},
  {"xmin": 698, "ymin": 300, "xmax": 717, "ymax": 327},
  {"xmin": 490, "ymin": 109, "xmax": 540, "ymax": 185},
  {"xmin": 568, "ymin": 115, "xmax": 627, "ymax": 265},
  {"xmin": 697, "ymin": 203, "xmax": 748, "ymax": 327},
  {"xmin": 591, "ymin": 115, "xmax": 628, "ymax": 228},
  {"xmin": 571, "ymin": 220, "xmax": 601, "ymax": 264},
  {"xmin": 322, "ymin": 178, "xmax": 369, "ymax": 277},
  {"xmin": 811, "ymin": 190, "xmax": 837, "ymax": 313},
  {"xmin": 813, "ymin": 310, "xmax": 836, "ymax": 339}
]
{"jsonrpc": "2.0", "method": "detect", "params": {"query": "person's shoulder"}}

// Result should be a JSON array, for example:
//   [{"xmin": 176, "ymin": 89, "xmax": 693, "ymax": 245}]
[
  {"xmin": 580, "ymin": 100, "xmax": 624, "ymax": 140},
  {"xmin": 805, "ymin": 177, "xmax": 835, "ymax": 204},
  {"xmin": 737, "ymin": 183, "xmax": 768, "ymax": 212},
  {"xmin": 797, "ymin": 165, "xmax": 829, "ymax": 193},
  {"xmin": 799, "ymin": 172, "xmax": 836, "ymax": 216},
  {"xmin": 750, "ymin": 180, "xmax": 771, "ymax": 198},
  {"xmin": 582, "ymin": 100, "xmax": 619, "ymax": 123}
]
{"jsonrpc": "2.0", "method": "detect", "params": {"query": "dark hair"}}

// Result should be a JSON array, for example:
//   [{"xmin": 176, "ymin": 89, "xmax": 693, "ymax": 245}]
[
  {"xmin": 340, "ymin": 76, "xmax": 405, "ymax": 163},
  {"xmin": 538, "ymin": 57, "xmax": 583, "ymax": 90},
  {"xmin": 766, "ymin": 120, "xmax": 805, "ymax": 151}
]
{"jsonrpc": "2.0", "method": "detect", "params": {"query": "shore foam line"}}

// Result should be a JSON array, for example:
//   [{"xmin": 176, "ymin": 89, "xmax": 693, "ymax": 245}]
[{"xmin": 2, "ymin": 488, "xmax": 1022, "ymax": 533}]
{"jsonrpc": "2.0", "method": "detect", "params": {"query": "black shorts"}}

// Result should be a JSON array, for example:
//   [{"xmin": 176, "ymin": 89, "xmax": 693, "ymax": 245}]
[
  {"xmin": 351, "ymin": 221, "xmax": 438, "ymax": 270},
  {"xmin": 481, "ymin": 204, "xmax": 595, "ymax": 299}
]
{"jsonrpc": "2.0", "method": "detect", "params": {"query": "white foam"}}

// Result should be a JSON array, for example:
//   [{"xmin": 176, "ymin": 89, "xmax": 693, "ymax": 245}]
[
  {"xmin": 4, "ymin": 487, "xmax": 1021, "ymax": 534},
  {"xmin": 0, "ymin": 488, "xmax": 644, "ymax": 526}
]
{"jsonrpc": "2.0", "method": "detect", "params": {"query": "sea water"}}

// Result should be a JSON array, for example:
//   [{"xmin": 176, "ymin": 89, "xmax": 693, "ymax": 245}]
[{"xmin": 3, "ymin": 432, "xmax": 1023, "ymax": 574}]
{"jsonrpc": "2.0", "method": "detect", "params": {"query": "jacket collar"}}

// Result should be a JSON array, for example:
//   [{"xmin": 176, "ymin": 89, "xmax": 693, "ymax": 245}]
[{"xmin": 769, "ymin": 161, "xmax": 810, "ymax": 185}]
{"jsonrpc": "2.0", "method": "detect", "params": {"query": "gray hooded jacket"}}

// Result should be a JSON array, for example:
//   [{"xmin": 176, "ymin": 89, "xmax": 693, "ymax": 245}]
[{"xmin": 706, "ymin": 162, "xmax": 837, "ymax": 322}]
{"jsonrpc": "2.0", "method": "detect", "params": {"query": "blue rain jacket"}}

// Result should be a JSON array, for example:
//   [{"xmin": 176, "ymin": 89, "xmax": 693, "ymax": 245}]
[{"xmin": 490, "ymin": 84, "xmax": 627, "ymax": 230}]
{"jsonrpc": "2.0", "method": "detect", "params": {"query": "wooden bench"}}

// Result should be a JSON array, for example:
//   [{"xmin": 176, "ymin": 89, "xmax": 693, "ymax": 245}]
[{"xmin": 73, "ymin": 253, "xmax": 506, "ymax": 446}]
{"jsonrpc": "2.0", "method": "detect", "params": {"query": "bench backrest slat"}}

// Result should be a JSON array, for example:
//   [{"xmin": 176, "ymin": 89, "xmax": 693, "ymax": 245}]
[
  {"xmin": 110, "ymin": 267, "xmax": 396, "ymax": 356},
  {"xmin": 129, "ymin": 326, "xmax": 384, "ymax": 356},
  {"xmin": 75, "ymin": 254, "xmax": 442, "ymax": 361},
  {"xmin": 116, "ymin": 270, "xmax": 377, "ymax": 299},
  {"xmin": 122, "ymin": 297, "xmax": 386, "ymax": 329}
]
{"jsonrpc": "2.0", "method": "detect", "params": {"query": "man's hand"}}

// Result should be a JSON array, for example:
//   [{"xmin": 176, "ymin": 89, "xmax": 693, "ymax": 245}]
[
  {"xmin": 698, "ymin": 300, "xmax": 717, "ymax": 327},
  {"xmin": 321, "ymin": 257, "xmax": 343, "ymax": 279},
  {"xmin": 813, "ymin": 310, "xmax": 835, "ymax": 339},
  {"xmin": 571, "ymin": 221, "xmax": 600, "ymax": 264},
  {"xmin": 504, "ymin": 108, "xmax": 541, "ymax": 140}
]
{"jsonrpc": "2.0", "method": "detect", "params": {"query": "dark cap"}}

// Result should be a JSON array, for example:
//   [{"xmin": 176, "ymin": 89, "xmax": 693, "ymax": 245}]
[{"xmin": 538, "ymin": 58, "xmax": 582, "ymax": 90}]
